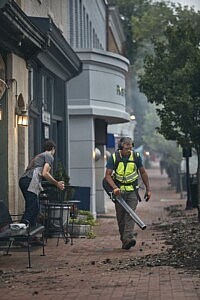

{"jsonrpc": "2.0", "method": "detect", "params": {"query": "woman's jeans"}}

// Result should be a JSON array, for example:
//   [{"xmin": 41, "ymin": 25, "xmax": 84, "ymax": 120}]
[{"xmin": 19, "ymin": 176, "xmax": 39, "ymax": 227}]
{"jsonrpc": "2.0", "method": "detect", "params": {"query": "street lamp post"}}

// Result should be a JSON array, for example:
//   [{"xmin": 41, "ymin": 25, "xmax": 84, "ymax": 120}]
[{"xmin": 183, "ymin": 147, "xmax": 193, "ymax": 210}]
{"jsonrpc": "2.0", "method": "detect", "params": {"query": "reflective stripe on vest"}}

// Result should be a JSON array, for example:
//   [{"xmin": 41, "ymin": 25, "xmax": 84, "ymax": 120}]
[{"xmin": 113, "ymin": 151, "xmax": 139, "ymax": 191}]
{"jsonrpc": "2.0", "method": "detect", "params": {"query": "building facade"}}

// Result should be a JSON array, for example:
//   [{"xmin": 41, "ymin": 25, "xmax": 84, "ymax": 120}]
[
  {"xmin": 0, "ymin": 0, "xmax": 81, "ymax": 213},
  {"xmin": 0, "ymin": 0, "xmax": 130, "ymax": 218},
  {"xmin": 66, "ymin": 1, "xmax": 130, "ymax": 215}
]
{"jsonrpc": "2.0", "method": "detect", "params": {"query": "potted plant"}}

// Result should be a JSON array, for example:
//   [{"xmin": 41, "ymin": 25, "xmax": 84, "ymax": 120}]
[
  {"xmin": 68, "ymin": 210, "xmax": 98, "ymax": 238},
  {"xmin": 53, "ymin": 161, "xmax": 74, "ymax": 202}
]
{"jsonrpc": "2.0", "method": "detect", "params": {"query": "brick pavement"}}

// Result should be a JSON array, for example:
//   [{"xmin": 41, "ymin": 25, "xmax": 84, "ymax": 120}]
[{"xmin": 0, "ymin": 166, "xmax": 199, "ymax": 300}]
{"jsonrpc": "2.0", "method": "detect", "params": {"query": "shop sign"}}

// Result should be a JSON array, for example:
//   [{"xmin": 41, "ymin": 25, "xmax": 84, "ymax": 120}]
[
  {"xmin": 42, "ymin": 110, "xmax": 51, "ymax": 125},
  {"xmin": 117, "ymin": 85, "xmax": 125, "ymax": 96},
  {"xmin": 44, "ymin": 125, "xmax": 50, "ymax": 139}
]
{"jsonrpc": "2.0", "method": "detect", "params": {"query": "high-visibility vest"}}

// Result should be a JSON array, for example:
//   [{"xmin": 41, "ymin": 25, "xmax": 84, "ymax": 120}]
[{"xmin": 112, "ymin": 150, "xmax": 139, "ymax": 191}]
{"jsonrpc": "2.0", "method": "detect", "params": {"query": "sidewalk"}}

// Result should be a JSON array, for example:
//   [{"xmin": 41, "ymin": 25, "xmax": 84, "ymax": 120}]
[{"xmin": 0, "ymin": 167, "xmax": 199, "ymax": 300}]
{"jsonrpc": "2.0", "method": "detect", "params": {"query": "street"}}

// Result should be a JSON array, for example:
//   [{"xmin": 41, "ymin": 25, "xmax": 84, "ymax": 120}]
[{"xmin": 0, "ymin": 166, "xmax": 199, "ymax": 300}]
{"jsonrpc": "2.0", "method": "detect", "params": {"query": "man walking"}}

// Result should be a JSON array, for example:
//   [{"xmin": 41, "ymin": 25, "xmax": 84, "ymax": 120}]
[
  {"xmin": 19, "ymin": 140, "xmax": 65, "ymax": 228},
  {"xmin": 104, "ymin": 137, "xmax": 151, "ymax": 250}
]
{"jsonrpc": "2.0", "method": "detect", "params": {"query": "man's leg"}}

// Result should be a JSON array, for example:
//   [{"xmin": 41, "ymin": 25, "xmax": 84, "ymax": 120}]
[
  {"xmin": 122, "ymin": 191, "xmax": 138, "ymax": 248},
  {"xmin": 19, "ymin": 177, "xmax": 39, "ymax": 227}
]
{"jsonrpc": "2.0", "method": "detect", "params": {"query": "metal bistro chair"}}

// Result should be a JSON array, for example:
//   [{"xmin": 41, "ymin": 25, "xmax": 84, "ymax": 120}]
[
  {"xmin": 65, "ymin": 199, "xmax": 80, "ymax": 245},
  {"xmin": 39, "ymin": 182, "xmax": 68, "ymax": 245},
  {"xmin": 0, "ymin": 201, "xmax": 45, "ymax": 268},
  {"xmin": 39, "ymin": 183, "xmax": 80, "ymax": 246}
]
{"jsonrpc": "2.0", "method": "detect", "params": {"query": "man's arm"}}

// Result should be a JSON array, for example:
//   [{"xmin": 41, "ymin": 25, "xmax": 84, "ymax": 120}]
[
  {"xmin": 138, "ymin": 166, "xmax": 151, "ymax": 200},
  {"xmin": 42, "ymin": 163, "xmax": 64, "ymax": 190},
  {"xmin": 105, "ymin": 168, "xmax": 121, "ymax": 196}
]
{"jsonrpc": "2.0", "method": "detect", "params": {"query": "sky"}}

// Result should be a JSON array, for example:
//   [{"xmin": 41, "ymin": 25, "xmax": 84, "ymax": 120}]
[{"xmin": 161, "ymin": 0, "xmax": 200, "ymax": 10}]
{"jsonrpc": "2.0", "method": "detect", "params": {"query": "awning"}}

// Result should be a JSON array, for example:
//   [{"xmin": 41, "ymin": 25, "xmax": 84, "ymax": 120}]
[
  {"xmin": 29, "ymin": 17, "xmax": 82, "ymax": 81},
  {"xmin": 0, "ymin": 1, "xmax": 82, "ymax": 81},
  {"xmin": 0, "ymin": 0, "xmax": 46, "ymax": 59}
]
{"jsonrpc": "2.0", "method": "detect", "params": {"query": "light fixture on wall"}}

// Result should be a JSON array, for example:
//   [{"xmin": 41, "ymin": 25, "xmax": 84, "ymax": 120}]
[
  {"xmin": 17, "ymin": 114, "xmax": 29, "ymax": 126},
  {"xmin": 130, "ymin": 113, "xmax": 136, "ymax": 121},
  {"xmin": 93, "ymin": 147, "xmax": 101, "ymax": 161},
  {"xmin": 105, "ymin": 150, "xmax": 111, "ymax": 160},
  {"xmin": 16, "ymin": 93, "xmax": 29, "ymax": 127}
]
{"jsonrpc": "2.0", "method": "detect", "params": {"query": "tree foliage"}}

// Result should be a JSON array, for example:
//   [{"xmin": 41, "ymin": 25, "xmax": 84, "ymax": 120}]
[
  {"xmin": 139, "ymin": 15, "xmax": 200, "ymax": 150},
  {"xmin": 108, "ymin": 0, "xmax": 176, "ymax": 146},
  {"xmin": 139, "ymin": 9, "xmax": 200, "ymax": 212},
  {"xmin": 142, "ymin": 108, "xmax": 180, "ymax": 156},
  {"xmin": 142, "ymin": 105, "xmax": 182, "ymax": 176},
  {"xmin": 109, "ymin": 1, "xmax": 200, "ymax": 151},
  {"xmin": 109, "ymin": 0, "xmax": 175, "ymax": 67},
  {"xmin": 54, "ymin": 161, "xmax": 74, "ymax": 201}
]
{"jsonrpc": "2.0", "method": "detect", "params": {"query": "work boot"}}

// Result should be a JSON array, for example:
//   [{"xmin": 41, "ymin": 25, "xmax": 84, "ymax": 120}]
[{"xmin": 122, "ymin": 239, "xmax": 136, "ymax": 250}]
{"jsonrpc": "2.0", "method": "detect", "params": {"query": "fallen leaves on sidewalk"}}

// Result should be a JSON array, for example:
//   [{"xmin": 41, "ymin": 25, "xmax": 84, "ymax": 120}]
[{"xmin": 104, "ymin": 206, "xmax": 200, "ymax": 274}]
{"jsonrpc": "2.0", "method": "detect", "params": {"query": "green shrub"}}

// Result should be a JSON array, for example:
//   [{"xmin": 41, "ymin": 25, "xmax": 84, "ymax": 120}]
[{"xmin": 69, "ymin": 210, "xmax": 98, "ymax": 226}]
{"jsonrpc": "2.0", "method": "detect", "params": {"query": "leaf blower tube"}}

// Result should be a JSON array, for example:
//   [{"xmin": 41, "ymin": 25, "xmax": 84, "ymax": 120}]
[{"xmin": 102, "ymin": 178, "xmax": 147, "ymax": 230}]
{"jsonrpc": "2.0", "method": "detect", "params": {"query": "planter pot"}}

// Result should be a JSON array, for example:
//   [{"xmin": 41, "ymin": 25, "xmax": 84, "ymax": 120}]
[
  {"xmin": 68, "ymin": 224, "xmax": 91, "ymax": 237},
  {"xmin": 49, "ymin": 205, "xmax": 70, "ymax": 227}
]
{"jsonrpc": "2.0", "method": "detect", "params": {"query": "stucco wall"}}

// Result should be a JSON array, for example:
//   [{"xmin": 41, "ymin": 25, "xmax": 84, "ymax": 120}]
[
  {"xmin": 7, "ymin": 53, "xmax": 29, "ymax": 214},
  {"xmin": 69, "ymin": 115, "xmax": 96, "ymax": 216}
]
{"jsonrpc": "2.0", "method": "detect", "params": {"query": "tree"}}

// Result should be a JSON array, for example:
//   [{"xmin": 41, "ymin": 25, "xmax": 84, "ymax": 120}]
[
  {"xmin": 108, "ymin": 0, "xmax": 175, "ymax": 145},
  {"xmin": 139, "ymin": 13, "xmax": 200, "ymax": 219},
  {"xmin": 142, "ymin": 106, "xmax": 180, "ymax": 156},
  {"xmin": 142, "ymin": 106, "xmax": 182, "ymax": 187},
  {"xmin": 108, "ymin": 1, "xmax": 200, "ymax": 146}
]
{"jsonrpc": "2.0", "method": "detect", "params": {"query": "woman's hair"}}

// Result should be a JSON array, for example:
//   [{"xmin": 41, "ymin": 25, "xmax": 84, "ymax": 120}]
[{"xmin": 44, "ymin": 140, "xmax": 56, "ymax": 151}]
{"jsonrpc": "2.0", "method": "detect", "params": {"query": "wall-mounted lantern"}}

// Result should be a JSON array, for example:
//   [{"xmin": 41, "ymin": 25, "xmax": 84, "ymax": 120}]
[
  {"xmin": 0, "ymin": 76, "xmax": 29, "ymax": 126},
  {"xmin": 17, "ymin": 114, "xmax": 29, "ymax": 126},
  {"xmin": 16, "ymin": 93, "xmax": 29, "ymax": 127}
]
